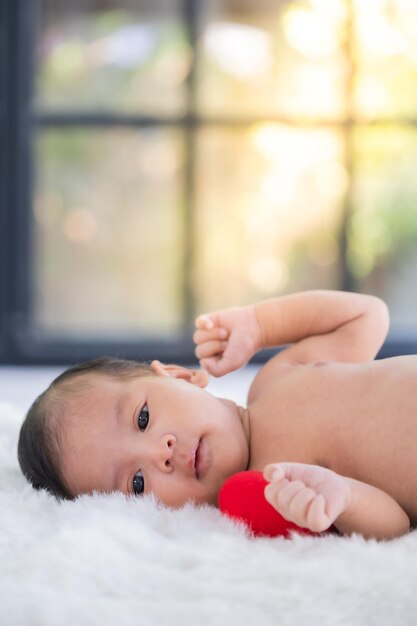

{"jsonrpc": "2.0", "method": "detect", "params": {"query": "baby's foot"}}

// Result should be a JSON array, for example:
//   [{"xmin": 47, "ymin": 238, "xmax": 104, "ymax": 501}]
[{"xmin": 263, "ymin": 462, "xmax": 353, "ymax": 533}]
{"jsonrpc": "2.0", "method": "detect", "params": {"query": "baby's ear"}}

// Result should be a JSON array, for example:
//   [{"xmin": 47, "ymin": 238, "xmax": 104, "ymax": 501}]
[{"xmin": 150, "ymin": 360, "xmax": 209, "ymax": 388}]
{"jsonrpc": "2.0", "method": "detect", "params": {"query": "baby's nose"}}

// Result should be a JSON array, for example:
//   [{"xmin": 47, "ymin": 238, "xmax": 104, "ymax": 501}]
[{"xmin": 155, "ymin": 434, "xmax": 176, "ymax": 472}]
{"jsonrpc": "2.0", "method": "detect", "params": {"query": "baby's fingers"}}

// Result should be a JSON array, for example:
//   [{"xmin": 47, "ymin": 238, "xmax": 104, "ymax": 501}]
[
  {"xmin": 265, "ymin": 481, "xmax": 327, "ymax": 531},
  {"xmin": 193, "ymin": 327, "xmax": 228, "ymax": 345},
  {"xmin": 199, "ymin": 355, "xmax": 236, "ymax": 377},
  {"xmin": 306, "ymin": 495, "xmax": 331, "ymax": 532},
  {"xmin": 270, "ymin": 480, "xmax": 306, "ymax": 512},
  {"xmin": 195, "ymin": 340, "xmax": 228, "ymax": 360},
  {"xmin": 195, "ymin": 314, "xmax": 218, "ymax": 331},
  {"xmin": 263, "ymin": 463, "xmax": 285, "ymax": 483}
]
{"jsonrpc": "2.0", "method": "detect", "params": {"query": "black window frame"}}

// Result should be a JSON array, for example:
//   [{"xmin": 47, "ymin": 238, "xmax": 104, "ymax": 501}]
[{"xmin": 1, "ymin": 0, "xmax": 415, "ymax": 365}]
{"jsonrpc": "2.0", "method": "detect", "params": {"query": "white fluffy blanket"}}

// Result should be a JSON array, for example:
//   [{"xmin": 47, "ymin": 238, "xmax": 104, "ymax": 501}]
[{"xmin": 2, "ymin": 394, "xmax": 417, "ymax": 626}]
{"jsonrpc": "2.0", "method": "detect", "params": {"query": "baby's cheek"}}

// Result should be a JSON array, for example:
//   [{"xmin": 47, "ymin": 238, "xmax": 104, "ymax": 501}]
[{"xmin": 151, "ymin": 478, "xmax": 197, "ymax": 508}]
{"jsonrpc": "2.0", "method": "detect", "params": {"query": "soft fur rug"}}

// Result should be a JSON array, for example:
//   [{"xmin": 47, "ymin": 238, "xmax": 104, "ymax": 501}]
[{"xmin": 2, "ymin": 397, "xmax": 417, "ymax": 626}]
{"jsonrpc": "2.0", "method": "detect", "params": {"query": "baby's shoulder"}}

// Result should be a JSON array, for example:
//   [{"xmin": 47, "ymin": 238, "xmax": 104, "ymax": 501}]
[{"xmin": 248, "ymin": 354, "xmax": 300, "ymax": 403}]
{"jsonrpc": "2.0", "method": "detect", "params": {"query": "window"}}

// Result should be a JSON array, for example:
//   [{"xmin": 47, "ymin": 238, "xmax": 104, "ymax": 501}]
[{"xmin": 2, "ymin": 0, "xmax": 417, "ymax": 364}]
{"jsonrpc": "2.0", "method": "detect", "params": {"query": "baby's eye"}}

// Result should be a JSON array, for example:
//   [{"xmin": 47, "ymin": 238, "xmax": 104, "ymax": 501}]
[
  {"xmin": 137, "ymin": 404, "xmax": 149, "ymax": 431},
  {"xmin": 133, "ymin": 471, "xmax": 145, "ymax": 496}
]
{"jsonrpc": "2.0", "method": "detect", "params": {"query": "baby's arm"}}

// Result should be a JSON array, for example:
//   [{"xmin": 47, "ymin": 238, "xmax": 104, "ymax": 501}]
[
  {"xmin": 264, "ymin": 463, "xmax": 410, "ymax": 540},
  {"xmin": 253, "ymin": 290, "xmax": 389, "ymax": 365},
  {"xmin": 194, "ymin": 290, "xmax": 389, "ymax": 376}
]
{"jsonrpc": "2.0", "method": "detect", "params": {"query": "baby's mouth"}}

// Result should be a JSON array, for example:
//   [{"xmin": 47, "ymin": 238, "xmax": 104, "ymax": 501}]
[
  {"xmin": 194, "ymin": 437, "xmax": 211, "ymax": 479},
  {"xmin": 194, "ymin": 439, "xmax": 202, "ymax": 479}
]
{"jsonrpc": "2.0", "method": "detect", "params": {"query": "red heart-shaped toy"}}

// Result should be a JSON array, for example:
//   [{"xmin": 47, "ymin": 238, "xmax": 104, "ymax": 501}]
[{"xmin": 218, "ymin": 470, "xmax": 321, "ymax": 538}]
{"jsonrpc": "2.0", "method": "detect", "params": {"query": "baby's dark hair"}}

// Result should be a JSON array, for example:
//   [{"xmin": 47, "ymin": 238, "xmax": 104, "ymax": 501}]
[{"xmin": 17, "ymin": 356, "xmax": 154, "ymax": 501}]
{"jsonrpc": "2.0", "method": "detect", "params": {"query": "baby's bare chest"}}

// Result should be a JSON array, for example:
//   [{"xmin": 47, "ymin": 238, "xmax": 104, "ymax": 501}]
[
  {"xmin": 247, "ymin": 359, "xmax": 417, "ymax": 504},
  {"xmin": 247, "ymin": 379, "xmax": 336, "ymax": 471}
]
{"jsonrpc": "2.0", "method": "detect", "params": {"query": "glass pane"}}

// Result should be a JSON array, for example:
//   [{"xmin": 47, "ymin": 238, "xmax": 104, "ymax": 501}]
[
  {"xmin": 194, "ymin": 125, "xmax": 347, "ymax": 313},
  {"xmin": 348, "ymin": 127, "xmax": 417, "ymax": 332},
  {"xmin": 33, "ymin": 128, "xmax": 185, "ymax": 336},
  {"xmin": 197, "ymin": 0, "xmax": 347, "ymax": 119},
  {"xmin": 36, "ymin": 0, "xmax": 190, "ymax": 115},
  {"xmin": 353, "ymin": 0, "xmax": 417, "ymax": 118}
]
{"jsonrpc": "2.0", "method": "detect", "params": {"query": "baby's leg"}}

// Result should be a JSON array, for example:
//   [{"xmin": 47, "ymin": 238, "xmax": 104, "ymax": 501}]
[
  {"xmin": 263, "ymin": 462, "xmax": 352, "ymax": 533},
  {"xmin": 264, "ymin": 462, "xmax": 410, "ymax": 539}
]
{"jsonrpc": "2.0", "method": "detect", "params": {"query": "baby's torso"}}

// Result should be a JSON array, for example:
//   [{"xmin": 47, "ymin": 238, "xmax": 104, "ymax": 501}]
[{"xmin": 247, "ymin": 355, "xmax": 417, "ymax": 523}]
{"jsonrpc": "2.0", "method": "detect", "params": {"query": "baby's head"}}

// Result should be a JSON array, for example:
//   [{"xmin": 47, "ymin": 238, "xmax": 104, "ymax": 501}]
[
  {"xmin": 18, "ymin": 357, "xmax": 250, "ymax": 507},
  {"xmin": 17, "ymin": 358, "xmax": 156, "ymax": 500}
]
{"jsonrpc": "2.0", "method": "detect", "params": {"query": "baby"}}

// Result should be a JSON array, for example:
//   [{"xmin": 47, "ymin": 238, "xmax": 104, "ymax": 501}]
[{"xmin": 18, "ymin": 290, "xmax": 414, "ymax": 540}]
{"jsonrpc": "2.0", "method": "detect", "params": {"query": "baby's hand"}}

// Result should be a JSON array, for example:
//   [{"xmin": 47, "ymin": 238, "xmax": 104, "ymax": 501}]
[
  {"xmin": 193, "ymin": 306, "xmax": 262, "ymax": 377},
  {"xmin": 263, "ymin": 462, "xmax": 353, "ymax": 533}
]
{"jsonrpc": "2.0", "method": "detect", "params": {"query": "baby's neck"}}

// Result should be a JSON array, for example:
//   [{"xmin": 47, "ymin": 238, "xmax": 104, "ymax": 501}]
[{"xmin": 216, "ymin": 397, "xmax": 251, "ymax": 468}]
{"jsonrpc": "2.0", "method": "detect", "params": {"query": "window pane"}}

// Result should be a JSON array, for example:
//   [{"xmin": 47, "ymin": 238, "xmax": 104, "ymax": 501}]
[
  {"xmin": 197, "ymin": 0, "xmax": 347, "ymax": 119},
  {"xmin": 348, "ymin": 127, "xmax": 417, "ymax": 332},
  {"xmin": 194, "ymin": 125, "xmax": 346, "ymax": 313},
  {"xmin": 36, "ymin": 0, "xmax": 190, "ymax": 115},
  {"xmin": 33, "ymin": 128, "xmax": 185, "ymax": 336},
  {"xmin": 353, "ymin": 0, "xmax": 417, "ymax": 118}
]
